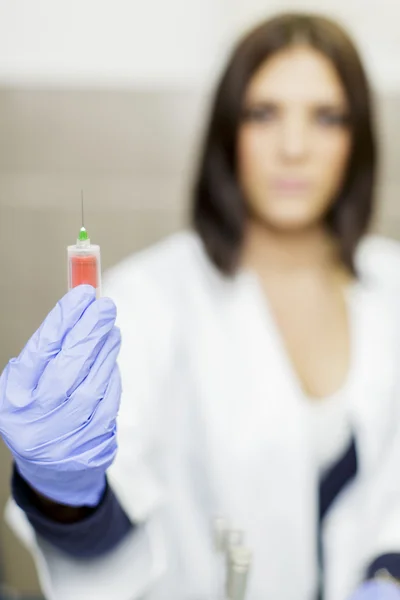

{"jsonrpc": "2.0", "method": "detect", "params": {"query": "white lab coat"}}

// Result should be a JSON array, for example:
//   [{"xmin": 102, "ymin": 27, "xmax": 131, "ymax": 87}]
[{"xmin": 5, "ymin": 231, "xmax": 400, "ymax": 600}]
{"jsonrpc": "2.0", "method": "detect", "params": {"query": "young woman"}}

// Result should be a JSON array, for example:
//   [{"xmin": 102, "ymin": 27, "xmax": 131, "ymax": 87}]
[{"xmin": 2, "ymin": 12, "xmax": 400, "ymax": 600}]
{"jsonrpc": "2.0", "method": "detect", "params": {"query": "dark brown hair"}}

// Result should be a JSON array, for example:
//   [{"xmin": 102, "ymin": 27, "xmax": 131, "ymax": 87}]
[{"xmin": 192, "ymin": 13, "xmax": 377, "ymax": 275}]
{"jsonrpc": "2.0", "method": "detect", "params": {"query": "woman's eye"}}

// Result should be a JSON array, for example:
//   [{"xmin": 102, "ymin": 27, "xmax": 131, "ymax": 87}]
[
  {"xmin": 242, "ymin": 104, "xmax": 277, "ymax": 123},
  {"xmin": 315, "ymin": 109, "xmax": 349, "ymax": 127}
]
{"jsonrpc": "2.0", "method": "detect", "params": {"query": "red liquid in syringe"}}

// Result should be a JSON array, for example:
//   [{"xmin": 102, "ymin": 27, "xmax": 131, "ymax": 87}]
[
  {"xmin": 70, "ymin": 255, "xmax": 99, "ymax": 288},
  {"xmin": 68, "ymin": 227, "xmax": 101, "ymax": 297}
]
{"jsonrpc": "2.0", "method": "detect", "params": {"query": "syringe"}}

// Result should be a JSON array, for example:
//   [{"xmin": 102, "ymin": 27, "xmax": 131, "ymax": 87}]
[
  {"xmin": 226, "ymin": 546, "xmax": 252, "ymax": 600},
  {"xmin": 212, "ymin": 518, "xmax": 248, "ymax": 600},
  {"xmin": 67, "ymin": 193, "xmax": 101, "ymax": 297}
]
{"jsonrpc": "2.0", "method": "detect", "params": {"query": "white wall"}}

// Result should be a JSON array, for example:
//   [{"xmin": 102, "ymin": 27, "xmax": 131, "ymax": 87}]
[
  {"xmin": 221, "ymin": 0, "xmax": 400, "ymax": 92},
  {"xmin": 0, "ymin": 0, "xmax": 399, "ymax": 91},
  {"xmin": 0, "ymin": 0, "xmax": 223, "ymax": 86}
]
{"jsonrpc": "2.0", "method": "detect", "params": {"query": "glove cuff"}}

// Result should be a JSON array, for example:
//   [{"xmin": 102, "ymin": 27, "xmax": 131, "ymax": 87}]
[{"xmin": 15, "ymin": 460, "xmax": 107, "ymax": 507}]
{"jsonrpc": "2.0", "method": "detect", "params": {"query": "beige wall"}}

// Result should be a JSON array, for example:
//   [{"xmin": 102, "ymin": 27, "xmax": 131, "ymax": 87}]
[
  {"xmin": 0, "ymin": 87, "xmax": 206, "ymax": 593},
  {"xmin": 0, "ymin": 87, "xmax": 400, "ymax": 594}
]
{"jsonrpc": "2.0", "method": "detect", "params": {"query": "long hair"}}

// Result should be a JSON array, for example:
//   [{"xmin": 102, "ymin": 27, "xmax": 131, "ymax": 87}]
[{"xmin": 192, "ymin": 13, "xmax": 377, "ymax": 275}]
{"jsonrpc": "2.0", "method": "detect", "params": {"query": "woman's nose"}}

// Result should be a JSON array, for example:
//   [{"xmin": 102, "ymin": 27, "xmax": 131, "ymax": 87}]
[{"xmin": 279, "ymin": 117, "xmax": 309, "ymax": 161}]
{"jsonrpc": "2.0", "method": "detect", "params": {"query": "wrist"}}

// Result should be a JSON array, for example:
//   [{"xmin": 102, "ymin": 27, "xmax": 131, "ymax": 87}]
[
  {"xmin": 12, "ymin": 465, "xmax": 104, "ymax": 523},
  {"xmin": 31, "ymin": 489, "xmax": 99, "ymax": 523}
]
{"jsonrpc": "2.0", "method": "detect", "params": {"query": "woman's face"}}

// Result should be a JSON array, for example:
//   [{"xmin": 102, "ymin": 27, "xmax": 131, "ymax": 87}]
[{"xmin": 237, "ymin": 45, "xmax": 352, "ymax": 232}]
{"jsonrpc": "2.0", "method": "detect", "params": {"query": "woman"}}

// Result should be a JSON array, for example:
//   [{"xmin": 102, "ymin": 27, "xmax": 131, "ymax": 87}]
[{"xmin": 2, "ymin": 12, "xmax": 400, "ymax": 600}]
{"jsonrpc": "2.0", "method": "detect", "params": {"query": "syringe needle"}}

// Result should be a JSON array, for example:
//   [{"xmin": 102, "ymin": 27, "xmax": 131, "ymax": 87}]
[
  {"xmin": 81, "ymin": 190, "xmax": 85, "ymax": 229},
  {"xmin": 68, "ymin": 193, "xmax": 101, "ymax": 296}
]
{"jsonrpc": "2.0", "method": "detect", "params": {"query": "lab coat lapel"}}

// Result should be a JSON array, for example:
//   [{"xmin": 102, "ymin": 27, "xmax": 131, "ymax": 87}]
[{"xmin": 202, "ymin": 271, "xmax": 319, "ymax": 599}]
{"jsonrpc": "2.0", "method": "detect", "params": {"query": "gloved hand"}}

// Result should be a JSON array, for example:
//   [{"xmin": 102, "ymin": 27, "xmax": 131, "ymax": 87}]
[
  {"xmin": 0, "ymin": 285, "xmax": 122, "ymax": 507},
  {"xmin": 349, "ymin": 580, "xmax": 400, "ymax": 599}
]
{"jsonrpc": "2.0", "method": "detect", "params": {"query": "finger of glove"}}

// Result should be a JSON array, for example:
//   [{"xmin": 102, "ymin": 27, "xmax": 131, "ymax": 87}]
[
  {"xmin": 68, "ymin": 365, "xmax": 122, "ymax": 466},
  {"xmin": 80, "ymin": 361, "xmax": 122, "ymax": 442},
  {"xmin": 40, "ymin": 326, "xmax": 121, "ymax": 440},
  {"xmin": 6, "ymin": 286, "xmax": 96, "ymax": 390},
  {"xmin": 33, "ymin": 297, "xmax": 117, "ymax": 412},
  {"xmin": 25, "ymin": 364, "xmax": 122, "ymax": 466},
  {"xmin": 71, "ymin": 325, "xmax": 121, "ymax": 407},
  {"xmin": 5, "ymin": 327, "xmax": 122, "ymax": 457}
]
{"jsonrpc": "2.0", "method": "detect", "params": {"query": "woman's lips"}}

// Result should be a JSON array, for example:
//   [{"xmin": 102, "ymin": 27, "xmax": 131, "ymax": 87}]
[{"xmin": 272, "ymin": 178, "xmax": 311, "ymax": 193}]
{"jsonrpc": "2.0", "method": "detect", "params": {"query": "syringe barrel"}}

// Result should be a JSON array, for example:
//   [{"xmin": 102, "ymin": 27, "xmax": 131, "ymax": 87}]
[
  {"xmin": 226, "ymin": 547, "xmax": 252, "ymax": 600},
  {"xmin": 68, "ymin": 243, "xmax": 101, "ymax": 297},
  {"xmin": 226, "ymin": 568, "xmax": 249, "ymax": 600}
]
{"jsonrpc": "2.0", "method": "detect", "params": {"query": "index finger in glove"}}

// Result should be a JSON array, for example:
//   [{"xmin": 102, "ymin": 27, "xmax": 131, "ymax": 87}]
[
  {"xmin": 7, "ymin": 285, "xmax": 96, "ymax": 390},
  {"xmin": 33, "ymin": 296, "xmax": 117, "ymax": 411}
]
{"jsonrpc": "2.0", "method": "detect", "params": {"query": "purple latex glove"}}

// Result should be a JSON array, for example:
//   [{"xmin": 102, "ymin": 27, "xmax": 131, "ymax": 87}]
[
  {"xmin": 0, "ymin": 285, "xmax": 122, "ymax": 507},
  {"xmin": 349, "ymin": 581, "xmax": 400, "ymax": 600}
]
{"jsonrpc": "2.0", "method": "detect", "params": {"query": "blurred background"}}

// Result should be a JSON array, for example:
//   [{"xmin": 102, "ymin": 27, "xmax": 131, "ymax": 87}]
[{"xmin": 0, "ymin": 0, "xmax": 400, "ymax": 596}]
